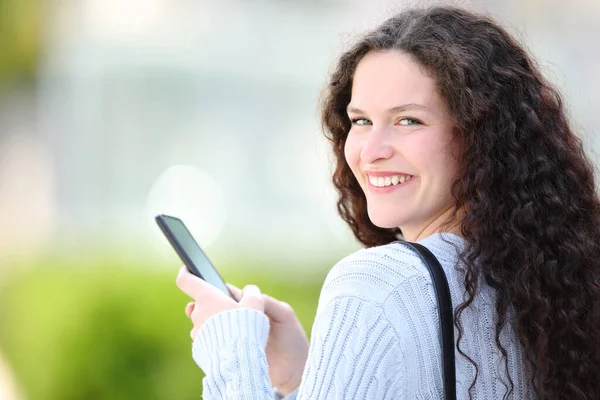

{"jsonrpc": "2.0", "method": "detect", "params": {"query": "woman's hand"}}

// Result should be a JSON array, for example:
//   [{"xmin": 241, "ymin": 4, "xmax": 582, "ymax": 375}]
[
  {"xmin": 227, "ymin": 284, "xmax": 309, "ymax": 396},
  {"xmin": 176, "ymin": 267, "xmax": 309, "ymax": 396},
  {"xmin": 176, "ymin": 267, "xmax": 265, "ymax": 339}
]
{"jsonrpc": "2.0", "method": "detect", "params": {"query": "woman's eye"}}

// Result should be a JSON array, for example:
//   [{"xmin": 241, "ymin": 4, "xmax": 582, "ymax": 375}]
[
  {"xmin": 398, "ymin": 118, "xmax": 422, "ymax": 126},
  {"xmin": 350, "ymin": 118, "xmax": 371, "ymax": 126}
]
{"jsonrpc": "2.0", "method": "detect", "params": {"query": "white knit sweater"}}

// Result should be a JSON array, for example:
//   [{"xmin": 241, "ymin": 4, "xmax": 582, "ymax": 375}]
[{"xmin": 192, "ymin": 232, "xmax": 534, "ymax": 399}]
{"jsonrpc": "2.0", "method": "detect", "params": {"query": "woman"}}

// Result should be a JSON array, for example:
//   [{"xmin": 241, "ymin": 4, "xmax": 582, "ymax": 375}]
[{"xmin": 176, "ymin": 6, "xmax": 600, "ymax": 399}]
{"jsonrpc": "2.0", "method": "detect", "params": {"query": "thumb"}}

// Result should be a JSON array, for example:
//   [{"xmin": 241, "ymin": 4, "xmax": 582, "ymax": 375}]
[{"xmin": 239, "ymin": 284, "xmax": 264, "ymax": 312}]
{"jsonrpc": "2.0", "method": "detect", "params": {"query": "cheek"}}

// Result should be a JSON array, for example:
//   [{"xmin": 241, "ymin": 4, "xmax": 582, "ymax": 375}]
[
  {"xmin": 344, "ymin": 135, "xmax": 360, "ymax": 173},
  {"xmin": 413, "ymin": 133, "xmax": 456, "ymax": 173},
  {"xmin": 422, "ymin": 146, "xmax": 459, "ymax": 193}
]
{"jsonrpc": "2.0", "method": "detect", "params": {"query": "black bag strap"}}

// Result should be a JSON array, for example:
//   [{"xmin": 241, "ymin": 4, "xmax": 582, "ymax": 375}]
[{"xmin": 399, "ymin": 241, "xmax": 456, "ymax": 400}]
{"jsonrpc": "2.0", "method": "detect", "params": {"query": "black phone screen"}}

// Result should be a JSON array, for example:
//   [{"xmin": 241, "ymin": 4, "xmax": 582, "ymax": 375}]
[{"xmin": 155, "ymin": 214, "xmax": 231, "ymax": 297}]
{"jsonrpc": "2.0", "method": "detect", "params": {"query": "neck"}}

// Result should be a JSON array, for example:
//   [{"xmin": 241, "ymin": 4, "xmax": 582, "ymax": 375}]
[{"xmin": 401, "ymin": 205, "xmax": 463, "ymax": 242}]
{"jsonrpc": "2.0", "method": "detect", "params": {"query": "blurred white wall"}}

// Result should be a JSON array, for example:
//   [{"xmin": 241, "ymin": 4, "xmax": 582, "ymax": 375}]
[{"xmin": 1, "ymin": 0, "xmax": 599, "ymax": 264}]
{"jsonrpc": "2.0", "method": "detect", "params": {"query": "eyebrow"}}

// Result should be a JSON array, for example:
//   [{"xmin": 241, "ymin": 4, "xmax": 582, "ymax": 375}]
[{"xmin": 346, "ymin": 103, "xmax": 431, "ymax": 114}]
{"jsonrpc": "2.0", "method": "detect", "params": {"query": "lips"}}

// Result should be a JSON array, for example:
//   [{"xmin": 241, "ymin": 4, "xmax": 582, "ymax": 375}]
[
  {"xmin": 360, "ymin": 168, "xmax": 416, "ymax": 193},
  {"xmin": 365, "ymin": 170, "xmax": 413, "ymax": 177}
]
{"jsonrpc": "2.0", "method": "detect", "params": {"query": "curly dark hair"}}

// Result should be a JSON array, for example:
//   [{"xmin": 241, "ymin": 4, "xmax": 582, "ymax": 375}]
[{"xmin": 321, "ymin": 6, "xmax": 600, "ymax": 400}]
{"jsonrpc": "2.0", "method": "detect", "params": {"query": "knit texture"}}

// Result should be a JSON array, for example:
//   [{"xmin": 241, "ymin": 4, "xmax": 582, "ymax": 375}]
[{"xmin": 192, "ymin": 232, "xmax": 534, "ymax": 399}]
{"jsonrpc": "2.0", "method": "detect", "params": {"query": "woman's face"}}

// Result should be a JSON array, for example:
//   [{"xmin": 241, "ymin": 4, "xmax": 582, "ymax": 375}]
[{"xmin": 344, "ymin": 51, "xmax": 460, "ymax": 241}]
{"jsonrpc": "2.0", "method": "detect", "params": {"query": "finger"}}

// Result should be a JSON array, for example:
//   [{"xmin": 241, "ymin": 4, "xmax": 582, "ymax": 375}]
[
  {"xmin": 189, "ymin": 306, "xmax": 204, "ymax": 340},
  {"xmin": 263, "ymin": 294, "xmax": 294, "ymax": 323},
  {"xmin": 226, "ymin": 283, "xmax": 243, "ymax": 302},
  {"xmin": 191, "ymin": 326, "xmax": 200, "ymax": 341},
  {"xmin": 239, "ymin": 284, "xmax": 264, "ymax": 312},
  {"xmin": 176, "ymin": 266, "xmax": 222, "ymax": 301},
  {"xmin": 185, "ymin": 302, "xmax": 195, "ymax": 318}
]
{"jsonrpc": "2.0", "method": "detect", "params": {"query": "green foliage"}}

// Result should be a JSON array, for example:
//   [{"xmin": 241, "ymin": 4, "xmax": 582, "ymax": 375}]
[
  {"xmin": 0, "ymin": 255, "xmax": 324, "ymax": 400},
  {"xmin": 0, "ymin": 0, "xmax": 43, "ymax": 93}
]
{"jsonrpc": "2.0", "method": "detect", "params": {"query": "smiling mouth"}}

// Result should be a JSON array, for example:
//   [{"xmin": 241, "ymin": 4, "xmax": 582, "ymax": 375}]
[{"xmin": 368, "ymin": 174, "xmax": 413, "ymax": 188}]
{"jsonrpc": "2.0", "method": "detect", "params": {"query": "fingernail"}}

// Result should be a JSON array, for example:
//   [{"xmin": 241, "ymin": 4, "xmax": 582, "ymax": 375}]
[{"xmin": 245, "ymin": 285, "xmax": 261, "ymax": 296}]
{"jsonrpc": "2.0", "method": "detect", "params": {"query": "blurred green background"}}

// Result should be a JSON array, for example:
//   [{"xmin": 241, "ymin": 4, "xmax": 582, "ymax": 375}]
[
  {"xmin": 1, "ymin": 0, "xmax": 599, "ymax": 399},
  {"xmin": 0, "ymin": 0, "xmax": 41, "ymax": 95},
  {"xmin": 0, "ymin": 253, "xmax": 325, "ymax": 400}
]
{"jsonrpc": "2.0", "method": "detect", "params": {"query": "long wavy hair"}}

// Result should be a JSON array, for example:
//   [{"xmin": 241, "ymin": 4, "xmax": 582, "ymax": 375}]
[{"xmin": 321, "ymin": 6, "xmax": 600, "ymax": 399}]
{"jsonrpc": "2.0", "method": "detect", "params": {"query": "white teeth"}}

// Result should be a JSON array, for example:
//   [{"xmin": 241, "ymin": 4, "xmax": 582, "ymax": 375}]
[{"xmin": 368, "ymin": 174, "xmax": 413, "ymax": 187}]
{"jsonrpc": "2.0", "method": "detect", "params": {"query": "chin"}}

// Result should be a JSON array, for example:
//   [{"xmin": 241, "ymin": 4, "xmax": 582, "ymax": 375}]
[{"xmin": 367, "ymin": 207, "xmax": 404, "ymax": 229}]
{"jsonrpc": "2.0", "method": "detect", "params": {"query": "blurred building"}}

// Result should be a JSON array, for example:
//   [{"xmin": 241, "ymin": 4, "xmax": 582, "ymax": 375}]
[{"xmin": 0, "ymin": 0, "xmax": 599, "ymax": 264}]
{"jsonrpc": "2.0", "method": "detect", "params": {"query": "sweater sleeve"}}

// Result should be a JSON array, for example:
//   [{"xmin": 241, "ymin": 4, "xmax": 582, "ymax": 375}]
[{"xmin": 192, "ymin": 308, "xmax": 274, "ymax": 400}]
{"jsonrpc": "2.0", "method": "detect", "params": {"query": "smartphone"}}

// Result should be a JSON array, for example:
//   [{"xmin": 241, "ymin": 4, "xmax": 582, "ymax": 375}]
[{"xmin": 155, "ymin": 214, "xmax": 232, "ymax": 298}]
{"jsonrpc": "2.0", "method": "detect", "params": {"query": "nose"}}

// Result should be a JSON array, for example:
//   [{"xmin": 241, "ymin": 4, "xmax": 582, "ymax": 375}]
[{"xmin": 360, "ymin": 126, "xmax": 393, "ymax": 164}]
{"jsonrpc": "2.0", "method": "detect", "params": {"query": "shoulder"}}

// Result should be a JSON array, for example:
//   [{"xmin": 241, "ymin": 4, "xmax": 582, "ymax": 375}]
[
  {"xmin": 319, "ymin": 233, "xmax": 466, "ymax": 307},
  {"xmin": 319, "ymin": 241, "xmax": 427, "ymax": 307}
]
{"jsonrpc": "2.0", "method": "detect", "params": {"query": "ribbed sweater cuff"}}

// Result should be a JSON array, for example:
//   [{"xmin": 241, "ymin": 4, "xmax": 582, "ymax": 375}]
[{"xmin": 192, "ymin": 308, "xmax": 270, "ymax": 372}]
